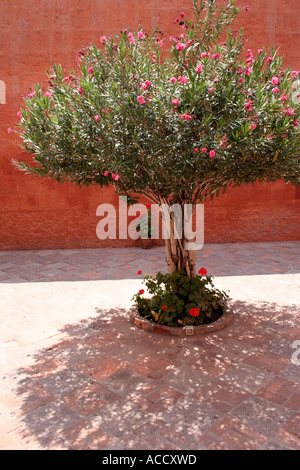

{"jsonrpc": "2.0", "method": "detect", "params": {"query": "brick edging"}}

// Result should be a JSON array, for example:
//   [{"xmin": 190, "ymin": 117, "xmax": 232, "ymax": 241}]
[{"xmin": 129, "ymin": 304, "xmax": 234, "ymax": 337}]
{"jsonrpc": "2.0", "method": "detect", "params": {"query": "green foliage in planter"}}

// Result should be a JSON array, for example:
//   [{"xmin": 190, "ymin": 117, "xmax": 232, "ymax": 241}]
[{"xmin": 132, "ymin": 270, "xmax": 228, "ymax": 326}]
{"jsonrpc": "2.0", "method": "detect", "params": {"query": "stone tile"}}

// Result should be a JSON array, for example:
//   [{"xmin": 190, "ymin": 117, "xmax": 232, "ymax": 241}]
[
  {"xmin": 231, "ymin": 396, "xmax": 295, "ymax": 434},
  {"xmin": 38, "ymin": 367, "xmax": 93, "ymax": 398},
  {"xmin": 220, "ymin": 363, "xmax": 273, "ymax": 393}
]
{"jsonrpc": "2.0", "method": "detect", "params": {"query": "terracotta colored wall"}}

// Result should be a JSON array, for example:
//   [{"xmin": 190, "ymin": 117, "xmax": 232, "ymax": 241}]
[{"xmin": 0, "ymin": 0, "xmax": 299, "ymax": 250}]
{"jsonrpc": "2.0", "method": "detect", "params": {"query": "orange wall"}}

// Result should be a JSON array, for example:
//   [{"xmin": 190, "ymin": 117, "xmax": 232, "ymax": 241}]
[{"xmin": 0, "ymin": 0, "xmax": 300, "ymax": 250}]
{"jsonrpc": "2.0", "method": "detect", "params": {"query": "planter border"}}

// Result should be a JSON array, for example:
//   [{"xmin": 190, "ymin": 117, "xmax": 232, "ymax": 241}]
[{"xmin": 129, "ymin": 303, "xmax": 234, "ymax": 337}]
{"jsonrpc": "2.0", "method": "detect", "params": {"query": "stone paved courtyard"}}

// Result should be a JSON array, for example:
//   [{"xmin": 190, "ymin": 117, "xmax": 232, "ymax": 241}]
[{"xmin": 0, "ymin": 241, "xmax": 299, "ymax": 450}]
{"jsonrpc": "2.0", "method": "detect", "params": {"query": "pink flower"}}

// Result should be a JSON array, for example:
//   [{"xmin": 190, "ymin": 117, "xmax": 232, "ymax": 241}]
[
  {"xmin": 293, "ymin": 120, "xmax": 299, "ymax": 127},
  {"xmin": 45, "ymin": 91, "xmax": 52, "ymax": 98},
  {"xmin": 272, "ymin": 87, "xmax": 279, "ymax": 93},
  {"xmin": 100, "ymin": 35, "xmax": 107, "ymax": 44},
  {"xmin": 157, "ymin": 40, "xmax": 163, "ymax": 47},
  {"xmin": 141, "ymin": 80, "xmax": 151, "ymax": 91},
  {"xmin": 137, "ymin": 95, "xmax": 146, "ymax": 104},
  {"xmin": 208, "ymin": 87, "xmax": 214, "ymax": 93},
  {"xmin": 286, "ymin": 108, "xmax": 295, "ymax": 116},
  {"xmin": 212, "ymin": 53, "xmax": 220, "ymax": 60},
  {"xmin": 88, "ymin": 67, "xmax": 94, "ymax": 74},
  {"xmin": 104, "ymin": 171, "xmax": 109, "ymax": 177},
  {"xmin": 162, "ymin": 305, "xmax": 168, "ymax": 311},
  {"xmin": 137, "ymin": 31, "xmax": 145, "ymax": 39},
  {"xmin": 281, "ymin": 134, "xmax": 287, "ymax": 139},
  {"xmin": 78, "ymin": 87, "xmax": 83, "ymax": 95},
  {"xmin": 202, "ymin": 148, "xmax": 207, "ymax": 153},
  {"xmin": 180, "ymin": 11, "xmax": 185, "ymax": 18},
  {"xmin": 237, "ymin": 66, "xmax": 243, "ymax": 75},
  {"xmin": 49, "ymin": 74, "xmax": 56, "ymax": 79},
  {"xmin": 250, "ymin": 123, "xmax": 257, "ymax": 130},
  {"xmin": 137, "ymin": 270, "xmax": 142, "ymax": 275},
  {"xmin": 172, "ymin": 99, "xmax": 180, "ymax": 107},
  {"xmin": 281, "ymin": 93, "xmax": 287, "ymax": 102},
  {"xmin": 128, "ymin": 32, "xmax": 135, "ymax": 44},
  {"xmin": 245, "ymin": 67, "xmax": 253, "ymax": 77},
  {"xmin": 17, "ymin": 111, "xmax": 22, "ymax": 118},
  {"xmin": 209, "ymin": 150, "xmax": 216, "ymax": 158},
  {"xmin": 7, "ymin": 127, "xmax": 12, "ymax": 134},
  {"xmin": 291, "ymin": 70, "xmax": 299, "ymax": 77},
  {"xmin": 178, "ymin": 76, "xmax": 188, "ymax": 83},
  {"xmin": 169, "ymin": 36, "xmax": 174, "ymax": 42},
  {"xmin": 194, "ymin": 147, "xmax": 198, "ymax": 153},
  {"xmin": 180, "ymin": 113, "xmax": 191, "ymax": 121},
  {"xmin": 112, "ymin": 173, "xmax": 119, "ymax": 181},
  {"xmin": 272, "ymin": 76, "xmax": 279, "ymax": 85},
  {"xmin": 201, "ymin": 52, "xmax": 208, "ymax": 58},
  {"xmin": 258, "ymin": 48, "xmax": 263, "ymax": 54},
  {"xmin": 169, "ymin": 77, "xmax": 176, "ymax": 83},
  {"xmin": 176, "ymin": 42, "xmax": 186, "ymax": 51},
  {"xmin": 27, "ymin": 91, "xmax": 36, "ymax": 98},
  {"xmin": 195, "ymin": 64, "xmax": 202, "ymax": 73},
  {"xmin": 239, "ymin": 77, "xmax": 244, "ymax": 84},
  {"xmin": 245, "ymin": 99, "xmax": 254, "ymax": 112},
  {"xmin": 94, "ymin": 115, "xmax": 101, "ymax": 121},
  {"xmin": 267, "ymin": 57, "xmax": 272, "ymax": 63}
]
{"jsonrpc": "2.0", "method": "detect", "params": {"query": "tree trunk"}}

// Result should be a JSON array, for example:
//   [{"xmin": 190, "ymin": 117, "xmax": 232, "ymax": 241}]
[{"xmin": 160, "ymin": 197, "xmax": 197, "ymax": 279}]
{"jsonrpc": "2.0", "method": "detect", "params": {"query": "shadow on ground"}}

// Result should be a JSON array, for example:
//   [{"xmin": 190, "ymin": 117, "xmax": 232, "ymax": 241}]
[{"xmin": 8, "ymin": 298, "xmax": 300, "ymax": 450}]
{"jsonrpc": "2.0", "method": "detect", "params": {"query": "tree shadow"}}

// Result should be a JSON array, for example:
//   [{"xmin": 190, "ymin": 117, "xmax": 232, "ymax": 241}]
[{"xmin": 5, "ymin": 297, "xmax": 299, "ymax": 449}]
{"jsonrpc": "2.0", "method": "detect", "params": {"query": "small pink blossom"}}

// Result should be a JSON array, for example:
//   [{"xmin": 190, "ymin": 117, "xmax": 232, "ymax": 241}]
[
  {"xmin": 17, "ymin": 111, "xmax": 22, "ymax": 118},
  {"xmin": 169, "ymin": 36, "xmax": 174, "ymax": 42},
  {"xmin": 245, "ymin": 99, "xmax": 254, "ymax": 112},
  {"xmin": 239, "ymin": 77, "xmax": 244, "ymax": 84},
  {"xmin": 202, "ymin": 148, "xmax": 207, "ymax": 153},
  {"xmin": 258, "ymin": 48, "xmax": 263, "ymax": 54},
  {"xmin": 104, "ymin": 171, "xmax": 109, "ymax": 177},
  {"xmin": 245, "ymin": 67, "xmax": 253, "ymax": 77},
  {"xmin": 100, "ymin": 35, "xmax": 107, "ymax": 44},
  {"xmin": 237, "ymin": 66, "xmax": 243, "ymax": 75},
  {"xmin": 194, "ymin": 147, "xmax": 198, "ymax": 153},
  {"xmin": 250, "ymin": 123, "xmax": 257, "ymax": 130},
  {"xmin": 286, "ymin": 108, "xmax": 295, "ymax": 116},
  {"xmin": 272, "ymin": 76, "xmax": 279, "ymax": 85},
  {"xmin": 49, "ymin": 74, "xmax": 56, "ymax": 79},
  {"xmin": 281, "ymin": 93, "xmax": 287, "ymax": 102},
  {"xmin": 137, "ymin": 31, "xmax": 145, "ymax": 39},
  {"xmin": 7, "ymin": 127, "xmax": 12, "ymax": 134},
  {"xmin": 78, "ymin": 87, "xmax": 83, "ymax": 95},
  {"xmin": 267, "ymin": 57, "xmax": 272, "ymax": 63},
  {"xmin": 112, "ymin": 173, "xmax": 119, "ymax": 181},
  {"xmin": 128, "ymin": 32, "xmax": 135, "ymax": 44},
  {"xmin": 172, "ymin": 99, "xmax": 180, "ymax": 107},
  {"xmin": 281, "ymin": 134, "xmax": 287, "ymax": 139},
  {"xmin": 94, "ymin": 115, "xmax": 101, "ymax": 121},
  {"xmin": 169, "ymin": 77, "xmax": 176, "ymax": 83},
  {"xmin": 88, "ymin": 67, "xmax": 94, "ymax": 74},
  {"xmin": 212, "ymin": 53, "xmax": 220, "ymax": 60},
  {"xmin": 272, "ymin": 87, "xmax": 279, "ymax": 93},
  {"xmin": 201, "ymin": 52, "xmax": 208, "ymax": 58},
  {"xmin": 141, "ymin": 80, "xmax": 151, "ymax": 91},
  {"xmin": 45, "ymin": 91, "xmax": 52, "ymax": 98},
  {"xmin": 137, "ymin": 95, "xmax": 146, "ymax": 104},
  {"xmin": 208, "ymin": 87, "xmax": 214, "ymax": 93},
  {"xmin": 176, "ymin": 42, "xmax": 186, "ymax": 51},
  {"xmin": 27, "ymin": 91, "xmax": 36, "ymax": 98},
  {"xmin": 180, "ymin": 12, "xmax": 185, "ymax": 18},
  {"xmin": 209, "ymin": 150, "xmax": 216, "ymax": 158},
  {"xmin": 293, "ymin": 120, "xmax": 299, "ymax": 127},
  {"xmin": 291, "ymin": 70, "xmax": 299, "ymax": 77},
  {"xmin": 180, "ymin": 113, "xmax": 191, "ymax": 121},
  {"xmin": 195, "ymin": 64, "xmax": 202, "ymax": 73},
  {"xmin": 178, "ymin": 76, "xmax": 188, "ymax": 83}
]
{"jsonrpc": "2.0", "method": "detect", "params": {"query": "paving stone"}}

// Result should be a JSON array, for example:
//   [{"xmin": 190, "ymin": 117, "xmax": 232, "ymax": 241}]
[{"xmin": 0, "ymin": 242, "xmax": 299, "ymax": 449}]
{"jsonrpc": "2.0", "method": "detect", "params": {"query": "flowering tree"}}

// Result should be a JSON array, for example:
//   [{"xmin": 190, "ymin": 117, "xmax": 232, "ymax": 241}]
[{"xmin": 12, "ymin": 0, "xmax": 300, "ymax": 325}]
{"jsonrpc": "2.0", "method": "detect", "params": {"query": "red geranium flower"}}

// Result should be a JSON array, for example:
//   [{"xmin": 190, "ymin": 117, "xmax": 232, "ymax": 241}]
[
  {"xmin": 190, "ymin": 307, "xmax": 200, "ymax": 317},
  {"xmin": 198, "ymin": 267, "xmax": 207, "ymax": 276},
  {"xmin": 139, "ymin": 289, "xmax": 144, "ymax": 295},
  {"xmin": 137, "ymin": 270, "xmax": 142, "ymax": 275},
  {"xmin": 162, "ymin": 305, "xmax": 168, "ymax": 310}
]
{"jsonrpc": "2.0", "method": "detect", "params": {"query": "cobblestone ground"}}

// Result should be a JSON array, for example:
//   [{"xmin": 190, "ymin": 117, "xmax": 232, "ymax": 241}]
[{"xmin": 0, "ymin": 242, "xmax": 299, "ymax": 450}]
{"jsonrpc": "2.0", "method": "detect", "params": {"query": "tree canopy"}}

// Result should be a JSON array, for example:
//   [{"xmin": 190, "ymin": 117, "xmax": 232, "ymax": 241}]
[{"xmin": 13, "ymin": 0, "xmax": 300, "ymax": 207}]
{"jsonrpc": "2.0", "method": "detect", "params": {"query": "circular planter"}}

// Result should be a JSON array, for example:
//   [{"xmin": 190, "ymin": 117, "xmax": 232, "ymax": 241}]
[{"xmin": 129, "ymin": 303, "xmax": 234, "ymax": 337}]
